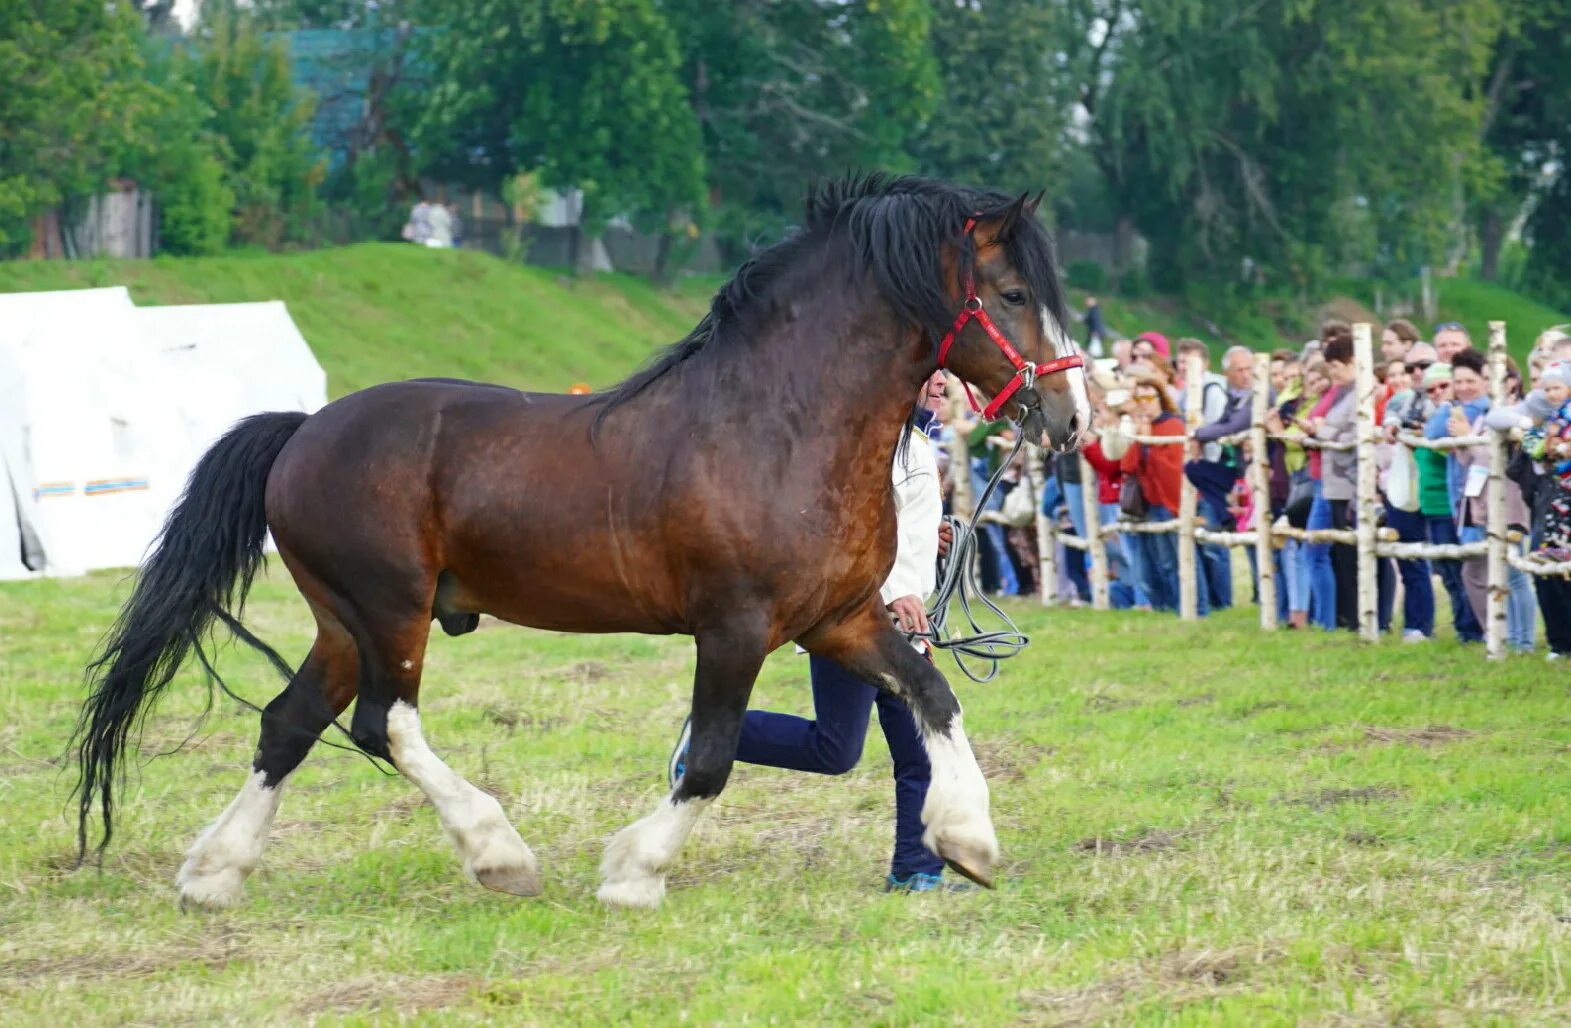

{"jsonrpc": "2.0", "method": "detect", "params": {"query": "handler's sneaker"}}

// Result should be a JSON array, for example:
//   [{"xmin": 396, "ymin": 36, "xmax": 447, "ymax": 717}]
[
  {"xmin": 884, "ymin": 872, "xmax": 975, "ymax": 894},
  {"xmin": 666, "ymin": 715, "xmax": 692, "ymax": 790}
]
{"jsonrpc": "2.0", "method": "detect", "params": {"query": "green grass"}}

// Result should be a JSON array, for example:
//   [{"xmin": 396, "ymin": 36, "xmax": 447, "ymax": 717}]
[
  {"xmin": 3, "ymin": 572, "xmax": 1570, "ymax": 1024},
  {"xmin": 3, "ymin": 244, "xmax": 1571, "ymax": 1020},
  {"xmin": 0, "ymin": 243, "xmax": 715, "ymax": 398}
]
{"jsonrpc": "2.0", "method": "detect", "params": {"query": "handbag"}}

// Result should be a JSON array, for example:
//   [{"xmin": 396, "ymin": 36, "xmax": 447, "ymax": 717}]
[
  {"xmin": 1386, "ymin": 444, "xmax": 1420, "ymax": 512},
  {"xmin": 1284, "ymin": 476, "xmax": 1314, "ymax": 529},
  {"xmin": 1000, "ymin": 479, "xmax": 1036, "ymax": 527},
  {"xmin": 1118, "ymin": 447, "xmax": 1150, "ymax": 520}
]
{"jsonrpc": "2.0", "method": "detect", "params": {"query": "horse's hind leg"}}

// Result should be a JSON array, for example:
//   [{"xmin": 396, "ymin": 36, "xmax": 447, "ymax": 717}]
[
  {"xmin": 177, "ymin": 628, "xmax": 358, "ymax": 910},
  {"xmin": 353, "ymin": 608, "xmax": 540, "ymax": 897},
  {"xmin": 599, "ymin": 619, "xmax": 768, "ymax": 909},
  {"xmin": 808, "ymin": 609, "xmax": 999, "ymax": 888}
]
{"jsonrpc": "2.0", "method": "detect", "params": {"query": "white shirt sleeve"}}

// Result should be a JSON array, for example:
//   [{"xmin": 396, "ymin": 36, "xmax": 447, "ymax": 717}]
[{"xmin": 880, "ymin": 431, "xmax": 942, "ymax": 605}]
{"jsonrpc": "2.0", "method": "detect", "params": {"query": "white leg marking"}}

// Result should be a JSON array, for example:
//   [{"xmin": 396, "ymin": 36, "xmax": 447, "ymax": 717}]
[
  {"xmin": 918, "ymin": 713, "xmax": 1000, "ymax": 872},
  {"xmin": 177, "ymin": 769, "xmax": 285, "ymax": 910},
  {"xmin": 598, "ymin": 794, "xmax": 712, "ymax": 909},
  {"xmin": 386, "ymin": 701, "xmax": 540, "ymax": 895}
]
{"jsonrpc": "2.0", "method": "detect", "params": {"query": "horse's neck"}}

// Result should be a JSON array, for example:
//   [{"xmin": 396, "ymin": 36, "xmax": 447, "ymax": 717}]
[{"xmin": 690, "ymin": 305, "xmax": 924, "ymax": 465}]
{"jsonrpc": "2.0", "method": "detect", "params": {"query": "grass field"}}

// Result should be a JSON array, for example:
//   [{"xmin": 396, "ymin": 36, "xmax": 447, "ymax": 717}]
[{"xmin": 3, "ymin": 567, "xmax": 1569, "ymax": 1024}]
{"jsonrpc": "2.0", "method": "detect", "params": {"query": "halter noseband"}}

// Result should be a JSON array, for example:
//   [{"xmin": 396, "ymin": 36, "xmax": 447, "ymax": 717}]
[{"xmin": 935, "ymin": 217, "xmax": 1085, "ymax": 422}]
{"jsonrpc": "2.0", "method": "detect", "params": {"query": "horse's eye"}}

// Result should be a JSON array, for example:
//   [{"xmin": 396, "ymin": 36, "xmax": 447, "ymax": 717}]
[{"xmin": 1001, "ymin": 289, "xmax": 1027, "ymax": 306}]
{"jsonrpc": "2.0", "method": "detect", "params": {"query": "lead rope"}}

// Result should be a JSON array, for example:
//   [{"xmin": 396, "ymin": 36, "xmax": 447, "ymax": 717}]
[{"xmin": 914, "ymin": 431, "xmax": 1033, "ymax": 683}]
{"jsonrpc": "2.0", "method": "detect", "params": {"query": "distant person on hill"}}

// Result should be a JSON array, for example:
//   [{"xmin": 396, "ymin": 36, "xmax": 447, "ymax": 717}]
[
  {"xmin": 402, "ymin": 200, "xmax": 431, "ymax": 245},
  {"xmin": 448, "ymin": 203, "xmax": 464, "ymax": 249},
  {"xmin": 1082, "ymin": 296, "xmax": 1106, "ymax": 358},
  {"xmin": 426, "ymin": 201, "xmax": 454, "ymax": 248}
]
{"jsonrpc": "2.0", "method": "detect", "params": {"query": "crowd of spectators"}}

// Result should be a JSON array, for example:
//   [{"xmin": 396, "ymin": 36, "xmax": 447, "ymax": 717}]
[{"xmin": 935, "ymin": 319, "xmax": 1571, "ymax": 660}]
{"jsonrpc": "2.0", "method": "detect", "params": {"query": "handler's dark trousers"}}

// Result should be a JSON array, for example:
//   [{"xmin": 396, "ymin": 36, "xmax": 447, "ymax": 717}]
[{"xmin": 735, "ymin": 654, "xmax": 943, "ymax": 879}]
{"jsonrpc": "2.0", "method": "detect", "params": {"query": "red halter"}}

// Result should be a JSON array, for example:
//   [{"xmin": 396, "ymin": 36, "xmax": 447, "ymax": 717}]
[{"xmin": 935, "ymin": 218, "xmax": 1085, "ymax": 421}]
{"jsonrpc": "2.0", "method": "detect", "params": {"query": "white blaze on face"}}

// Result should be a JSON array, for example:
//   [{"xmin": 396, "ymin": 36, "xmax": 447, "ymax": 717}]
[{"xmin": 1041, "ymin": 305, "xmax": 1092, "ymax": 446}]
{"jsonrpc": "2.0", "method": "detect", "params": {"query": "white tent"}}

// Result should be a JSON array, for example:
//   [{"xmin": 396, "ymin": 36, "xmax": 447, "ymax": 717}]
[
  {"xmin": 0, "ymin": 290, "xmax": 328, "ymax": 579},
  {"xmin": 134, "ymin": 301, "xmax": 328, "ymax": 455},
  {"xmin": 0, "ymin": 287, "xmax": 201, "ymax": 577}
]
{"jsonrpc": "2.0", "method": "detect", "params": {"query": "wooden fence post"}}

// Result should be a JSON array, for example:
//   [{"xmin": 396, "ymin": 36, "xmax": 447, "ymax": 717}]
[
  {"xmin": 1249, "ymin": 351, "xmax": 1277, "ymax": 630},
  {"xmin": 1080, "ymin": 452, "xmax": 1110, "ymax": 610},
  {"xmin": 1027, "ymin": 445, "xmax": 1059, "ymax": 605},
  {"xmin": 1486, "ymin": 321, "xmax": 1509, "ymax": 659},
  {"xmin": 946, "ymin": 383, "xmax": 973, "ymax": 520},
  {"xmin": 1354, "ymin": 324, "xmax": 1379, "ymax": 642},
  {"xmin": 1179, "ymin": 354, "xmax": 1202, "ymax": 620}
]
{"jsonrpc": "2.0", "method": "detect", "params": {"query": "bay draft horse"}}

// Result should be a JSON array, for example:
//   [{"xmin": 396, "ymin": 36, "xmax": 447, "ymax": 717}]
[{"xmin": 72, "ymin": 175, "xmax": 1090, "ymax": 910}]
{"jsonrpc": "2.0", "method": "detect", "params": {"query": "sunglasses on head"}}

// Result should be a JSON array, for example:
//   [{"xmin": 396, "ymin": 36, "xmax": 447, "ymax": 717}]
[{"xmin": 1434, "ymin": 321, "xmax": 1464, "ymax": 333}]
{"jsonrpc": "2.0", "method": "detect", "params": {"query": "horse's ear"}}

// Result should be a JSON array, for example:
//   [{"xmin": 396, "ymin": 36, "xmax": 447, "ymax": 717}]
[
  {"xmin": 1025, "ymin": 191, "xmax": 1045, "ymax": 216},
  {"xmin": 973, "ymin": 192, "xmax": 1033, "ymax": 250}
]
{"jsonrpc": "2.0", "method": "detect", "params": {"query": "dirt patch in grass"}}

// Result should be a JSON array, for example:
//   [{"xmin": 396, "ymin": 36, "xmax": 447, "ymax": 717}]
[
  {"xmin": 973, "ymin": 736, "xmax": 1042, "ymax": 783},
  {"xmin": 293, "ymin": 972, "xmax": 482, "ymax": 1017},
  {"xmin": 1236, "ymin": 700, "xmax": 1295, "ymax": 718},
  {"xmin": 0, "ymin": 937, "xmax": 247, "ymax": 985},
  {"xmin": 1018, "ymin": 944, "xmax": 1283, "ymax": 1024},
  {"xmin": 1285, "ymin": 786, "xmax": 1404, "ymax": 809},
  {"xmin": 482, "ymin": 705, "xmax": 566, "ymax": 733},
  {"xmin": 1074, "ymin": 827, "xmax": 1188, "ymax": 855},
  {"xmin": 1176, "ymin": 693, "xmax": 1214, "ymax": 707},
  {"xmin": 1363, "ymin": 724, "xmax": 1477, "ymax": 746}
]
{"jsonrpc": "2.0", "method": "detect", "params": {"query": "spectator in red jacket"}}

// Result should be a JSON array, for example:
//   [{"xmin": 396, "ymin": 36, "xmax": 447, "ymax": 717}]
[{"xmin": 1120, "ymin": 373, "xmax": 1187, "ymax": 612}]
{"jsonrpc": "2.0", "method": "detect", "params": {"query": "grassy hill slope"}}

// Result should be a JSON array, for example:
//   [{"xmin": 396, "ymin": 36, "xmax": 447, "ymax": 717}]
[
  {"xmin": 0, "ymin": 244, "xmax": 715, "ymax": 398},
  {"xmin": 3, "ymin": 245, "xmax": 1564, "ymax": 389}
]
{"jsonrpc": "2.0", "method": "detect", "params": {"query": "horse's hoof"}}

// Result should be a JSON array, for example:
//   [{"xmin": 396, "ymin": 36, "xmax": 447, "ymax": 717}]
[
  {"xmin": 176, "ymin": 869, "xmax": 246, "ymax": 911},
  {"xmin": 476, "ymin": 863, "xmax": 542, "ymax": 897},
  {"xmin": 942, "ymin": 856, "xmax": 995, "ymax": 890},
  {"xmin": 597, "ymin": 875, "xmax": 666, "ymax": 909}
]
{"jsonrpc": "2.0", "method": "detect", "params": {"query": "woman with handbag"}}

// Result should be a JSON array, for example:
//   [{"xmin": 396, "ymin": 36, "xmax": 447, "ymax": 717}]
[
  {"xmin": 1268, "ymin": 359, "xmax": 1320, "ymax": 629},
  {"xmin": 1120, "ymin": 374, "xmax": 1187, "ymax": 612}
]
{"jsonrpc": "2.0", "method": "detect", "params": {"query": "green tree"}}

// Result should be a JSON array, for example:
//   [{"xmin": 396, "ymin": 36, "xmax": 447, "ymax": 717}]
[
  {"xmin": 0, "ymin": 1, "xmax": 151, "ymax": 254},
  {"xmin": 418, "ymin": 0, "xmax": 704, "ymax": 273},
  {"xmin": 1065, "ymin": 0, "xmax": 1500, "ymax": 293},
  {"xmin": 909, "ymin": 0, "xmax": 1069, "ymax": 196},
  {"xmin": 186, "ymin": 0, "xmax": 325, "ymax": 247},
  {"xmin": 663, "ymin": 0, "xmax": 936, "ymax": 253},
  {"xmin": 120, "ymin": 40, "xmax": 236, "ymax": 255}
]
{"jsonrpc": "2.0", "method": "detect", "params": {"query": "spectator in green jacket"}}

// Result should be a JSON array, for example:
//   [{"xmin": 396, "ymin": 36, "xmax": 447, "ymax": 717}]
[{"xmin": 1412, "ymin": 363, "xmax": 1483, "ymax": 642}]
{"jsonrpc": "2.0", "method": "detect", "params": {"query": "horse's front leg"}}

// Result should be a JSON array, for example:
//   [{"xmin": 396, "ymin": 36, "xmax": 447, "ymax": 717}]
[
  {"xmin": 808, "ymin": 608, "xmax": 999, "ymax": 888},
  {"xmin": 598, "ymin": 616, "xmax": 768, "ymax": 909}
]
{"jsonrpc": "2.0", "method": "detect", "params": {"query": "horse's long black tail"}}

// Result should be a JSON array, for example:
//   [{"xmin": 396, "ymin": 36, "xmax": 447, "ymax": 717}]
[{"xmin": 71, "ymin": 411, "xmax": 309, "ymax": 862}]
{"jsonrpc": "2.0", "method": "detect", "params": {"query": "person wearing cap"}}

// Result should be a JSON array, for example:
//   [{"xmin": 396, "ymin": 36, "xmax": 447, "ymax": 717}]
[
  {"xmin": 1491, "ymin": 359, "xmax": 1571, "ymax": 658},
  {"xmin": 1132, "ymin": 331, "xmax": 1171, "ymax": 362}
]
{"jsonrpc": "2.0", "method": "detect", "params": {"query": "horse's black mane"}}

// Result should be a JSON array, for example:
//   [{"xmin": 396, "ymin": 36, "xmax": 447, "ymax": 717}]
[{"xmin": 593, "ymin": 173, "xmax": 1068, "ymax": 421}]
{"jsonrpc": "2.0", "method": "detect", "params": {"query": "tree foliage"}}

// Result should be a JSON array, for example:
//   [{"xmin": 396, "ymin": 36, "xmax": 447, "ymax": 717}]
[
  {"xmin": 0, "ymin": 1, "xmax": 150, "ymax": 253},
  {"xmin": 417, "ymin": 0, "xmax": 704, "ymax": 235}
]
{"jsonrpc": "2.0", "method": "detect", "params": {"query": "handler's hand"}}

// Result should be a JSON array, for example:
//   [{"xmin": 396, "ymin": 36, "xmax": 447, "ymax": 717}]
[
  {"xmin": 937, "ymin": 521, "xmax": 954, "ymax": 559},
  {"xmin": 888, "ymin": 595, "xmax": 929, "ymax": 635}
]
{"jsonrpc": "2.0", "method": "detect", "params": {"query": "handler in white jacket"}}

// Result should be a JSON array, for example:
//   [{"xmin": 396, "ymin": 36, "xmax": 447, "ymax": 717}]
[{"xmin": 668, "ymin": 370, "xmax": 959, "ymax": 892}]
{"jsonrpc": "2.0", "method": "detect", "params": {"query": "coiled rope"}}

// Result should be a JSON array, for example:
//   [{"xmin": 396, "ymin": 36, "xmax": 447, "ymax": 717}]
[{"xmin": 915, "ymin": 431, "xmax": 1032, "ymax": 682}]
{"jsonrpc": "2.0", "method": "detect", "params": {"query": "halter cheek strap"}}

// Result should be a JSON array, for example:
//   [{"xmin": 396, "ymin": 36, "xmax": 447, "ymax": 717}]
[{"xmin": 935, "ymin": 217, "xmax": 1085, "ymax": 422}]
